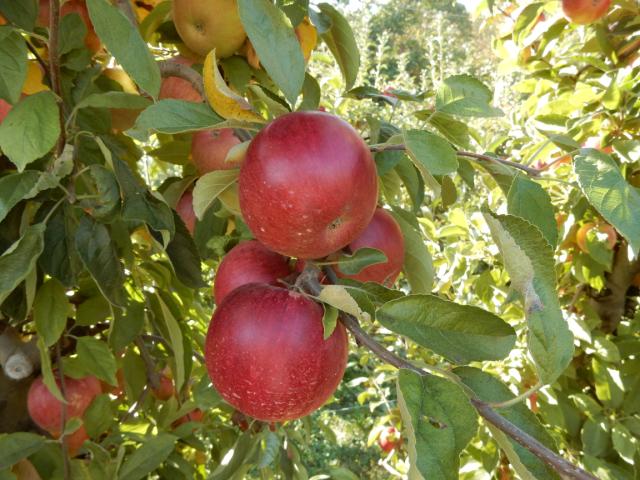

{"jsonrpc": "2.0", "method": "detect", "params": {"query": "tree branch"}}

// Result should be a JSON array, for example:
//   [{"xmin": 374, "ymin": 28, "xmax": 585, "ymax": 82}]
[
  {"xmin": 298, "ymin": 265, "xmax": 596, "ymax": 480},
  {"xmin": 369, "ymin": 143, "xmax": 543, "ymax": 177},
  {"xmin": 48, "ymin": 0, "xmax": 66, "ymax": 157},
  {"xmin": 158, "ymin": 60, "xmax": 205, "ymax": 100},
  {"xmin": 56, "ymin": 342, "xmax": 71, "ymax": 480},
  {"xmin": 134, "ymin": 336, "xmax": 160, "ymax": 391}
]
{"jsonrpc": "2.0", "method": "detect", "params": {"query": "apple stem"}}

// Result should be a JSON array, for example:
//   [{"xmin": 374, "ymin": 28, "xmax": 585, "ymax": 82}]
[{"xmin": 298, "ymin": 263, "xmax": 596, "ymax": 480}]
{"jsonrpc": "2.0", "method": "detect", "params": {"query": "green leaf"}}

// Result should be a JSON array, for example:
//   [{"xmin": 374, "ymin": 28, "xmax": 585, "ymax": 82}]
[
  {"xmin": 0, "ymin": 171, "xmax": 42, "ymax": 223},
  {"xmin": 0, "ymin": 92, "xmax": 60, "ymax": 171},
  {"xmin": 582, "ymin": 417, "xmax": 611, "ymax": 457},
  {"xmin": 455, "ymin": 367, "xmax": 560, "ymax": 480},
  {"xmin": 427, "ymin": 111, "xmax": 473, "ymax": 149},
  {"xmin": 507, "ymin": 174, "xmax": 557, "ymax": 247},
  {"xmin": 592, "ymin": 358, "xmax": 624, "ymax": 408},
  {"xmin": 86, "ymin": 0, "xmax": 160, "ymax": 97},
  {"xmin": 58, "ymin": 13, "xmax": 87, "ymax": 55},
  {"xmin": 37, "ymin": 337, "xmax": 64, "ymax": 403},
  {"xmin": 82, "ymin": 165, "xmax": 121, "ymax": 220},
  {"xmin": 336, "ymin": 247, "xmax": 387, "ymax": 275},
  {"xmin": 192, "ymin": 169, "xmax": 239, "ymax": 220},
  {"xmin": 40, "ymin": 206, "xmax": 78, "ymax": 286},
  {"xmin": 404, "ymin": 130, "xmax": 458, "ymax": 177},
  {"xmin": 257, "ymin": 431, "xmax": 280, "ymax": 469},
  {"xmin": 74, "ymin": 214, "xmax": 126, "ymax": 307},
  {"xmin": 130, "ymin": 100, "xmax": 223, "ymax": 139},
  {"xmin": 391, "ymin": 211, "xmax": 434, "ymax": 293},
  {"xmin": 0, "ymin": 28, "xmax": 28, "ymax": 104},
  {"xmin": 34, "ymin": 278, "xmax": 70, "ymax": 347},
  {"xmin": 299, "ymin": 73, "xmax": 321, "ymax": 111},
  {"xmin": 156, "ymin": 294, "xmax": 185, "ymax": 391},
  {"xmin": 318, "ymin": 285, "xmax": 370, "ymax": 322},
  {"xmin": 0, "ymin": 223, "xmax": 45, "ymax": 304},
  {"xmin": 397, "ymin": 369, "xmax": 478, "ymax": 480},
  {"xmin": 611, "ymin": 423, "xmax": 637, "ymax": 464},
  {"xmin": 75, "ymin": 92, "xmax": 152, "ymax": 111},
  {"xmin": 0, "ymin": 0, "xmax": 37, "ymax": 30},
  {"xmin": 377, "ymin": 295, "xmax": 516, "ymax": 363},
  {"xmin": 574, "ymin": 149, "xmax": 640, "ymax": 255},
  {"xmin": 83, "ymin": 394, "xmax": 113, "ymax": 438},
  {"xmin": 435, "ymin": 75, "xmax": 503, "ymax": 118},
  {"xmin": 316, "ymin": 4, "xmax": 360, "ymax": 90},
  {"xmin": 238, "ymin": 0, "xmax": 304, "ymax": 105},
  {"xmin": 75, "ymin": 337, "xmax": 117, "ymax": 386},
  {"xmin": 165, "ymin": 212, "xmax": 205, "ymax": 288},
  {"xmin": 338, "ymin": 279, "xmax": 403, "ymax": 318},
  {"xmin": 483, "ymin": 210, "xmax": 574, "ymax": 384},
  {"xmin": 0, "ymin": 432, "xmax": 46, "ymax": 470},
  {"xmin": 117, "ymin": 434, "xmax": 177, "ymax": 480},
  {"xmin": 109, "ymin": 301, "xmax": 144, "ymax": 352},
  {"xmin": 76, "ymin": 295, "xmax": 110, "ymax": 326},
  {"xmin": 210, "ymin": 433, "xmax": 261, "ymax": 480},
  {"xmin": 321, "ymin": 304, "xmax": 339, "ymax": 340}
]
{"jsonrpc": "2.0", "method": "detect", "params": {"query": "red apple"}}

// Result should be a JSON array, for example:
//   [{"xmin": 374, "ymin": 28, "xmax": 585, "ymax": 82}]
[
  {"xmin": 562, "ymin": 0, "xmax": 611, "ymax": 24},
  {"xmin": 159, "ymin": 56, "xmax": 202, "ymax": 102},
  {"xmin": 176, "ymin": 190, "xmax": 196, "ymax": 234},
  {"xmin": 191, "ymin": 129, "xmax": 242, "ymax": 173},
  {"xmin": 334, "ymin": 208, "xmax": 404, "ymax": 285},
  {"xmin": 213, "ymin": 240, "xmax": 292, "ymax": 304},
  {"xmin": 239, "ymin": 111, "xmax": 378, "ymax": 259},
  {"xmin": 576, "ymin": 222, "xmax": 617, "ymax": 253},
  {"xmin": 172, "ymin": 408, "xmax": 204, "ymax": 428},
  {"xmin": 0, "ymin": 99, "xmax": 11, "ymax": 124},
  {"xmin": 151, "ymin": 373, "xmax": 175, "ymax": 401},
  {"xmin": 205, "ymin": 284, "xmax": 348, "ymax": 421},
  {"xmin": 378, "ymin": 426, "xmax": 401, "ymax": 452}
]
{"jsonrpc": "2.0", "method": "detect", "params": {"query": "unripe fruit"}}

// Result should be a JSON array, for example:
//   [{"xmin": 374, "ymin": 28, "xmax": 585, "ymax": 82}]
[
  {"xmin": 334, "ymin": 208, "xmax": 404, "ymax": 285},
  {"xmin": 562, "ymin": 0, "xmax": 611, "ymax": 24},
  {"xmin": 191, "ymin": 129, "xmax": 242, "ymax": 174},
  {"xmin": 576, "ymin": 223, "xmax": 617, "ymax": 253},
  {"xmin": 172, "ymin": 0, "xmax": 246, "ymax": 58},
  {"xmin": 205, "ymin": 284, "xmax": 348, "ymax": 421},
  {"xmin": 239, "ymin": 111, "xmax": 378, "ymax": 259},
  {"xmin": 213, "ymin": 240, "xmax": 292, "ymax": 304},
  {"xmin": 176, "ymin": 190, "xmax": 196, "ymax": 234},
  {"xmin": 159, "ymin": 56, "xmax": 203, "ymax": 103}
]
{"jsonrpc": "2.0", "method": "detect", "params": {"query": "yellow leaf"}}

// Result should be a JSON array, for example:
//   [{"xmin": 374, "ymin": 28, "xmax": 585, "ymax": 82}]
[
  {"xmin": 295, "ymin": 17, "xmax": 318, "ymax": 62},
  {"xmin": 22, "ymin": 62, "xmax": 49, "ymax": 95},
  {"xmin": 203, "ymin": 49, "xmax": 264, "ymax": 123},
  {"xmin": 318, "ymin": 285, "xmax": 370, "ymax": 323}
]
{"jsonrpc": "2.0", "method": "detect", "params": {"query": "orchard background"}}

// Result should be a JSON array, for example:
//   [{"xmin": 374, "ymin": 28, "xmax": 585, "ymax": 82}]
[{"xmin": 0, "ymin": 0, "xmax": 639, "ymax": 478}]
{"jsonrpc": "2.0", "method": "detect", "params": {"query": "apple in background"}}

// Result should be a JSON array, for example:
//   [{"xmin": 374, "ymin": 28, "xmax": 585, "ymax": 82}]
[
  {"xmin": 378, "ymin": 426, "xmax": 401, "ymax": 452},
  {"xmin": 175, "ymin": 190, "xmax": 196, "ymax": 234},
  {"xmin": 0, "ymin": 99, "xmax": 11, "ymax": 124},
  {"xmin": 172, "ymin": 408, "xmax": 204, "ymax": 428},
  {"xmin": 583, "ymin": 136, "xmax": 613, "ymax": 154},
  {"xmin": 239, "ymin": 111, "xmax": 378, "ymax": 259},
  {"xmin": 191, "ymin": 129, "xmax": 242, "ymax": 173},
  {"xmin": 562, "ymin": 0, "xmax": 611, "ymax": 24},
  {"xmin": 39, "ymin": 0, "xmax": 101, "ymax": 53},
  {"xmin": 159, "ymin": 56, "xmax": 203, "ymax": 103},
  {"xmin": 576, "ymin": 222, "xmax": 617, "ymax": 253},
  {"xmin": 151, "ymin": 371, "xmax": 175, "ymax": 401},
  {"xmin": 213, "ymin": 240, "xmax": 293, "ymax": 304},
  {"xmin": 172, "ymin": 0, "xmax": 246, "ymax": 58},
  {"xmin": 205, "ymin": 284, "xmax": 348, "ymax": 422},
  {"xmin": 334, "ymin": 208, "xmax": 404, "ymax": 285}
]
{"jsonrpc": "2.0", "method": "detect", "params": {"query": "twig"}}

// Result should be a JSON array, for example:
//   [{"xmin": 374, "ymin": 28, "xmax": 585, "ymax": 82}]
[
  {"xmin": 26, "ymin": 40, "xmax": 50, "ymax": 83},
  {"xmin": 489, "ymin": 381, "xmax": 543, "ymax": 409},
  {"xmin": 120, "ymin": 385, "xmax": 150, "ymax": 423},
  {"xmin": 134, "ymin": 336, "xmax": 160, "ymax": 391},
  {"xmin": 158, "ymin": 60, "xmax": 205, "ymax": 100},
  {"xmin": 48, "ymin": 0, "xmax": 66, "ymax": 157},
  {"xmin": 114, "ymin": 0, "xmax": 138, "ymax": 26},
  {"xmin": 298, "ymin": 265, "xmax": 596, "ymax": 480},
  {"xmin": 56, "ymin": 342, "xmax": 71, "ymax": 480}
]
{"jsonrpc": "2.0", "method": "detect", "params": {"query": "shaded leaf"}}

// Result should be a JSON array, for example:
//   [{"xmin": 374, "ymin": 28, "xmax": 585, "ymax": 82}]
[
  {"xmin": 130, "ymin": 100, "xmax": 223, "ymax": 139},
  {"xmin": 0, "ymin": 223, "xmax": 45, "ymax": 304},
  {"xmin": 336, "ymin": 247, "xmax": 387, "ymax": 275},
  {"xmin": 507, "ymin": 174, "xmax": 557, "ymax": 247},
  {"xmin": 0, "ymin": 28, "xmax": 28, "ymax": 104},
  {"xmin": 34, "ymin": 278, "xmax": 70, "ymax": 347},
  {"xmin": 117, "ymin": 434, "xmax": 177, "ymax": 480},
  {"xmin": 0, "ymin": 433, "xmax": 45, "ymax": 470},
  {"xmin": 322, "ymin": 304, "xmax": 339, "ymax": 340},
  {"xmin": 75, "ymin": 337, "xmax": 117, "ymax": 386},
  {"xmin": 192, "ymin": 169, "xmax": 239, "ymax": 220}
]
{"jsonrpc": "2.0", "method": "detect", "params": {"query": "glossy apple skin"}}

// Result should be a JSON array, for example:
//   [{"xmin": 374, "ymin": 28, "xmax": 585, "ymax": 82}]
[
  {"xmin": 191, "ymin": 128, "xmax": 242, "ymax": 173},
  {"xmin": 176, "ymin": 190, "xmax": 196, "ymax": 234},
  {"xmin": 335, "ymin": 208, "xmax": 404, "ymax": 285},
  {"xmin": 0, "ymin": 99, "xmax": 11, "ymax": 124},
  {"xmin": 239, "ymin": 111, "xmax": 378, "ymax": 259},
  {"xmin": 172, "ymin": 0, "xmax": 246, "ymax": 58},
  {"xmin": 562, "ymin": 0, "xmax": 611, "ymax": 24},
  {"xmin": 205, "ymin": 284, "xmax": 348, "ymax": 422},
  {"xmin": 159, "ymin": 56, "xmax": 203, "ymax": 102},
  {"xmin": 214, "ymin": 240, "xmax": 292, "ymax": 304}
]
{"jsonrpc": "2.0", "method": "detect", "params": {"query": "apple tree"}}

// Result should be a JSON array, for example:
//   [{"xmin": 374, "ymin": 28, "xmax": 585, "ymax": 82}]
[{"xmin": 0, "ymin": 0, "xmax": 638, "ymax": 478}]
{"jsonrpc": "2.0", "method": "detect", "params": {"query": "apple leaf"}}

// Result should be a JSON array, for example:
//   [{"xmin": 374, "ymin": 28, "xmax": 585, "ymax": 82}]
[
  {"xmin": 0, "ymin": 433, "xmax": 46, "ymax": 470},
  {"xmin": 318, "ymin": 285, "xmax": 370, "ymax": 322},
  {"xmin": 0, "ymin": 223, "xmax": 45, "ymax": 304},
  {"xmin": 507, "ymin": 174, "xmax": 557, "ymax": 247},
  {"xmin": 0, "ymin": 92, "xmax": 60, "ymax": 171},
  {"xmin": 574, "ymin": 149, "xmax": 640, "ymax": 256},
  {"xmin": 36, "ymin": 336, "xmax": 65, "ymax": 403},
  {"xmin": 0, "ymin": 27, "xmax": 28, "ymax": 104},
  {"xmin": 155, "ymin": 294, "xmax": 185, "ymax": 391},
  {"xmin": 0, "ymin": 0, "xmax": 37, "ymax": 31},
  {"xmin": 34, "ymin": 279, "xmax": 70, "ymax": 348},
  {"xmin": 84, "ymin": 394, "xmax": 113, "ymax": 438},
  {"xmin": 435, "ymin": 74, "xmax": 503, "ymax": 117},
  {"xmin": 315, "ymin": 4, "xmax": 360, "ymax": 90},
  {"xmin": 109, "ymin": 301, "xmax": 145, "ymax": 353},
  {"xmin": 0, "ymin": 171, "xmax": 44, "ymax": 223},
  {"xmin": 455, "ymin": 367, "xmax": 560, "ymax": 480},
  {"xmin": 117, "ymin": 434, "xmax": 177, "ymax": 480},
  {"xmin": 86, "ymin": 0, "xmax": 160, "ymax": 97},
  {"xmin": 40, "ymin": 206, "xmax": 79, "ymax": 287},
  {"xmin": 193, "ymin": 169, "xmax": 240, "ymax": 220},
  {"xmin": 73, "ymin": 337, "xmax": 118, "ymax": 386},
  {"xmin": 322, "ymin": 304, "xmax": 339, "ymax": 340},
  {"xmin": 483, "ymin": 209, "xmax": 574, "ymax": 384},
  {"xmin": 165, "ymin": 212, "xmax": 206, "ymax": 288},
  {"xmin": 129, "ymin": 100, "xmax": 224, "ymax": 139},
  {"xmin": 404, "ymin": 130, "xmax": 459, "ymax": 177},
  {"xmin": 397, "ymin": 369, "xmax": 478, "ymax": 480},
  {"xmin": 391, "ymin": 211, "xmax": 434, "ymax": 293},
  {"xmin": 377, "ymin": 295, "xmax": 516, "ymax": 363},
  {"xmin": 75, "ymin": 92, "xmax": 152, "ymax": 111},
  {"xmin": 238, "ymin": 0, "xmax": 305, "ymax": 105},
  {"xmin": 335, "ymin": 247, "xmax": 387, "ymax": 275}
]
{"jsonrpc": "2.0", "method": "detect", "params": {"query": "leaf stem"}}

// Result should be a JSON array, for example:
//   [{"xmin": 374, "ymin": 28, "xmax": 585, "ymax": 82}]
[{"xmin": 488, "ymin": 381, "xmax": 543, "ymax": 409}]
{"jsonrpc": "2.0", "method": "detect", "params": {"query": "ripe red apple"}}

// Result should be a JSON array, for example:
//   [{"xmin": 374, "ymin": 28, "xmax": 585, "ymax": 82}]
[
  {"xmin": 213, "ymin": 240, "xmax": 292, "ymax": 304},
  {"xmin": 159, "ymin": 56, "xmax": 203, "ymax": 102},
  {"xmin": 334, "ymin": 208, "xmax": 404, "ymax": 285},
  {"xmin": 191, "ymin": 129, "xmax": 243, "ymax": 173},
  {"xmin": 151, "ymin": 373, "xmax": 175, "ymax": 401},
  {"xmin": 562, "ymin": 0, "xmax": 611, "ymax": 24},
  {"xmin": 0, "ymin": 99, "xmax": 11, "ymax": 124},
  {"xmin": 176, "ymin": 190, "xmax": 196, "ymax": 234},
  {"xmin": 205, "ymin": 284, "xmax": 348, "ymax": 421},
  {"xmin": 239, "ymin": 111, "xmax": 378, "ymax": 259},
  {"xmin": 378, "ymin": 426, "xmax": 401, "ymax": 452}
]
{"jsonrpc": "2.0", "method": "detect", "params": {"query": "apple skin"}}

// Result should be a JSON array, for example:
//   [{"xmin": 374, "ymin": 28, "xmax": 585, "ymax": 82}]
[
  {"xmin": 334, "ymin": 208, "xmax": 404, "ymax": 285},
  {"xmin": 191, "ymin": 128, "xmax": 242, "ymax": 174},
  {"xmin": 0, "ymin": 99, "xmax": 11, "ymax": 124},
  {"xmin": 378, "ymin": 426, "xmax": 401, "ymax": 452},
  {"xmin": 176, "ymin": 190, "xmax": 196, "ymax": 234},
  {"xmin": 172, "ymin": 0, "xmax": 246, "ymax": 58},
  {"xmin": 239, "ymin": 111, "xmax": 378, "ymax": 259},
  {"xmin": 205, "ymin": 284, "xmax": 348, "ymax": 422},
  {"xmin": 576, "ymin": 222, "xmax": 617, "ymax": 253},
  {"xmin": 151, "ymin": 374, "xmax": 175, "ymax": 401},
  {"xmin": 159, "ymin": 56, "xmax": 203, "ymax": 103},
  {"xmin": 214, "ymin": 240, "xmax": 292, "ymax": 304},
  {"xmin": 562, "ymin": 0, "xmax": 611, "ymax": 24}
]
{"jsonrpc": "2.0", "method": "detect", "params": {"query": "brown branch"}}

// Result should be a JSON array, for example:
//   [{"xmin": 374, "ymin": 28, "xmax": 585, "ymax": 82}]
[
  {"xmin": 48, "ymin": 0, "xmax": 66, "ymax": 157},
  {"xmin": 55, "ymin": 342, "xmax": 71, "ymax": 480},
  {"xmin": 298, "ymin": 265, "xmax": 596, "ymax": 480},
  {"xmin": 134, "ymin": 336, "xmax": 160, "ymax": 391},
  {"xmin": 369, "ymin": 144, "xmax": 543, "ymax": 177},
  {"xmin": 26, "ymin": 41, "xmax": 50, "ymax": 84},
  {"xmin": 158, "ymin": 60, "xmax": 205, "ymax": 100}
]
